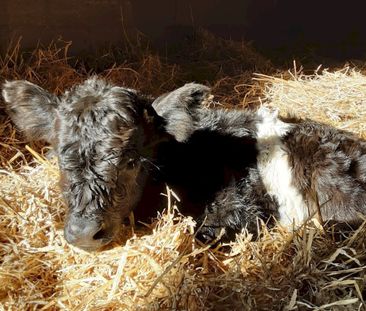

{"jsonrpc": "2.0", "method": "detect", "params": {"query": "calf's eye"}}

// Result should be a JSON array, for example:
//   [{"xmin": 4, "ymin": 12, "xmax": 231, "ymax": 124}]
[{"xmin": 126, "ymin": 158, "xmax": 137, "ymax": 169}]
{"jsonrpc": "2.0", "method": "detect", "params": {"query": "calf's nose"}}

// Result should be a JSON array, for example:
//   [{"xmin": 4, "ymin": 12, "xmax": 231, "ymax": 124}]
[{"xmin": 64, "ymin": 215, "xmax": 110, "ymax": 251}]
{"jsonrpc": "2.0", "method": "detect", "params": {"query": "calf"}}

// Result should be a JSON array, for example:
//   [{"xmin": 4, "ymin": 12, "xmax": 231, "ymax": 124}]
[
  {"xmin": 153, "ymin": 84, "xmax": 366, "ymax": 241},
  {"xmin": 5, "ymin": 78, "xmax": 365, "ymax": 250}
]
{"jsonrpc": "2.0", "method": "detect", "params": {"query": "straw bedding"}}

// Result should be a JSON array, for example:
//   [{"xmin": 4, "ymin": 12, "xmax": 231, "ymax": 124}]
[{"xmin": 0, "ymin": 39, "xmax": 365, "ymax": 310}]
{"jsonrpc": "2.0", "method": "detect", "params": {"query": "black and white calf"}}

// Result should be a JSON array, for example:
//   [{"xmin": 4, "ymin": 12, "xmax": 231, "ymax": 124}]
[{"xmin": 153, "ymin": 84, "xmax": 366, "ymax": 240}]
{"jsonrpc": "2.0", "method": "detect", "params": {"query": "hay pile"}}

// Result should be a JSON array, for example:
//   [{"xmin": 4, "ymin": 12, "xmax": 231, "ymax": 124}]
[
  {"xmin": 256, "ymin": 65, "xmax": 366, "ymax": 138},
  {"xmin": 1, "ymin": 41, "xmax": 366, "ymax": 310}
]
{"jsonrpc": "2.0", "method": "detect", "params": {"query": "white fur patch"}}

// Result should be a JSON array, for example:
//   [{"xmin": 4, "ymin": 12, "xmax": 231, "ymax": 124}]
[
  {"xmin": 255, "ymin": 107, "xmax": 309, "ymax": 227},
  {"xmin": 2, "ymin": 81, "xmax": 12, "ymax": 103}
]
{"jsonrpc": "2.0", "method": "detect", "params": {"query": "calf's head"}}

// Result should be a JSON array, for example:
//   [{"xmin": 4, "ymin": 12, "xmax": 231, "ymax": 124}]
[{"xmin": 2, "ymin": 78, "xmax": 152, "ymax": 250}]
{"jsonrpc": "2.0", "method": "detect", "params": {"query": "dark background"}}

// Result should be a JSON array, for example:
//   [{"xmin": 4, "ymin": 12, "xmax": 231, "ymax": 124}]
[{"xmin": 1, "ymin": 0, "xmax": 366, "ymax": 66}]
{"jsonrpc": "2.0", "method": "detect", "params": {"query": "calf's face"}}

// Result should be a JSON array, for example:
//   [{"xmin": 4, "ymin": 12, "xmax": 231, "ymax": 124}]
[{"xmin": 2, "ymin": 78, "xmax": 148, "ymax": 250}]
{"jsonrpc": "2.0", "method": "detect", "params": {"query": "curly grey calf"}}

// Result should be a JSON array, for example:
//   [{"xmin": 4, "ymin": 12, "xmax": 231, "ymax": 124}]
[{"xmin": 5, "ymin": 78, "xmax": 366, "ymax": 250}]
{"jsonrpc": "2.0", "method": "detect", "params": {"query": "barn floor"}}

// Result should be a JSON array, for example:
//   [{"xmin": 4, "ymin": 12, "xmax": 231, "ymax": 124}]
[{"xmin": 0, "ymin": 34, "xmax": 365, "ymax": 310}]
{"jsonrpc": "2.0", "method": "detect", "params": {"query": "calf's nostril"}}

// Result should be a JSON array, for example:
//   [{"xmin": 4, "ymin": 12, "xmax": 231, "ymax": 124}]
[{"xmin": 93, "ymin": 228, "xmax": 107, "ymax": 240}]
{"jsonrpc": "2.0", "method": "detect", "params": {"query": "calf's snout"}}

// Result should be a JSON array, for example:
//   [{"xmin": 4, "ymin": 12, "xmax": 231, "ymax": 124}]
[{"xmin": 64, "ymin": 215, "xmax": 112, "ymax": 251}]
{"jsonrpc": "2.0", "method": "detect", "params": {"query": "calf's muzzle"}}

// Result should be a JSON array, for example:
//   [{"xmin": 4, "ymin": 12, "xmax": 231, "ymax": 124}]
[{"xmin": 64, "ymin": 215, "xmax": 112, "ymax": 251}]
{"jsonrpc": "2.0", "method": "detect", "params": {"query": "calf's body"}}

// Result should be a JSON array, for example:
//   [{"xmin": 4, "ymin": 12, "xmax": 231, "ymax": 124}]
[{"xmin": 154, "ymin": 84, "xmax": 366, "ymax": 240}]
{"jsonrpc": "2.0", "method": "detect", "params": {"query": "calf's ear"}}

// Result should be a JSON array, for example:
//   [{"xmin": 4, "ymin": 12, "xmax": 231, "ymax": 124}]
[
  {"xmin": 152, "ymin": 83, "xmax": 211, "ymax": 142},
  {"xmin": 2, "ymin": 80, "xmax": 58, "ymax": 142}
]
